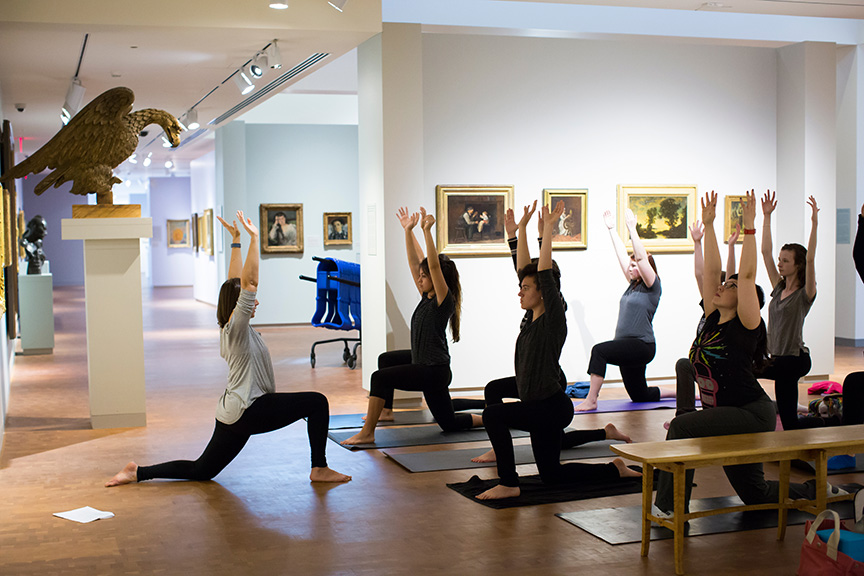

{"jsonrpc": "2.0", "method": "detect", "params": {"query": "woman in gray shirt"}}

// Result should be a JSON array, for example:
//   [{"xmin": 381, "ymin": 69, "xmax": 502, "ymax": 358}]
[{"xmin": 106, "ymin": 211, "xmax": 350, "ymax": 486}]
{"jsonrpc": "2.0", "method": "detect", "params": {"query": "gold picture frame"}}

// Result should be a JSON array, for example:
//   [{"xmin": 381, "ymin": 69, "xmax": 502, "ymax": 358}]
[
  {"xmin": 202, "ymin": 209, "xmax": 214, "ymax": 255},
  {"xmin": 543, "ymin": 188, "xmax": 588, "ymax": 250},
  {"xmin": 724, "ymin": 195, "xmax": 747, "ymax": 244},
  {"xmin": 435, "ymin": 185, "xmax": 514, "ymax": 256},
  {"xmin": 2, "ymin": 187, "xmax": 11, "ymax": 266},
  {"xmin": 167, "ymin": 219, "xmax": 191, "ymax": 248},
  {"xmin": 260, "ymin": 203, "xmax": 303, "ymax": 254},
  {"xmin": 323, "ymin": 212, "xmax": 352, "ymax": 246},
  {"xmin": 617, "ymin": 185, "xmax": 697, "ymax": 254},
  {"xmin": 17, "ymin": 209, "xmax": 25, "ymax": 261}
]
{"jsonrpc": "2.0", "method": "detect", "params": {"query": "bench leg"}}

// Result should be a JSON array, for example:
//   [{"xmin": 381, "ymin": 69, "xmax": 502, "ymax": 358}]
[
  {"xmin": 815, "ymin": 450, "xmax": 828, "ymax": 512},
  {"xmin": 641, "ymin": 463, "xmax": 654, "ymax": 557},
  {"xmin": 777, "ymin": 459, "xmax": 790, "ymax": 541},
  {"xmin": 673, "ymin": 464, "xmax": 686, "ymax": 576}
]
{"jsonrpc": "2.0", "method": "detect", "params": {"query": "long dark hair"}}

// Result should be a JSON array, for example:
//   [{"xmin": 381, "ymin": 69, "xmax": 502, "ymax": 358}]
[
  {"xmin": 780, "ymin": 243, "xmax": 807, "ymax": 288},
  {"xmin": 727, "ymin": 274, "xmax": 769, "ymax": 372},
  {"xmin": 420, "ymin": 254, "xmax": 462, "ymax": 342},
  {"xmin": 217, "ymin": 278, "xmax": 242, "ymax": 328}
]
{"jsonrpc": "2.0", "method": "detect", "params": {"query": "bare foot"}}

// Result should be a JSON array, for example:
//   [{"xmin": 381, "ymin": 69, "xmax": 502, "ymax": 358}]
[
  {"xmin": 363, "ymin": 408, "xmax": 394, "ymax": 422},
  {"xmin": 341, "ymin": 432, "xmax": 375, "ymax": 445},
  {"xmin": 574, "ymin": 398, "xmax": 597, "ymax": 412},
  {"xmin": 604, "ymin": 423, "xmax": 632, "ymax": 443},
  {"xmin": 471, "ymin": 449, "xmax": 496, "ymax": 463},
  {"xmin": 310, "ymin": 466, "xmax": 352, "ymax": 483},
  {"xmin": 476, "ymin": 484, "xmax": 521, "ymax": 500},
  {"xmin": 613, "ymin": 458, "xmax": 642, "ymax": 479},
  {"xmin": 105, "ymin": 462, "xmax": 138, "ymax": 487}
]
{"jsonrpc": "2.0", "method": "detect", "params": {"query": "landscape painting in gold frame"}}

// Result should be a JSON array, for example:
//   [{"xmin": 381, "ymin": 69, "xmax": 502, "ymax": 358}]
[
  {"xmin": 543, "ymin": 189, "xmax": 587, "ymax": 250},
  {"xmin": 616, "ymin": 185, "xmax": 697, "ymax": 254},
  {"xmin": 724, "ymin": 195, "xmax": 747, "ymax": 244},
  {"xmin": 435, "ymin": 185, "xmax": 514, "ymax": 256}
]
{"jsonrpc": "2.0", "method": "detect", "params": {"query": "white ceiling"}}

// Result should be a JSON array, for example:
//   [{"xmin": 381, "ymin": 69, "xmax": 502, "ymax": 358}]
[{"xmin": 1, "ymin": 0, "xmax": 862, "ymax": 180}]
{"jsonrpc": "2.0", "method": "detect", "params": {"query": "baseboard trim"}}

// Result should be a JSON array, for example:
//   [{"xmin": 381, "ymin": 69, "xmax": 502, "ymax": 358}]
[{"xmin": 836, "ymin": 337, "xmax": 864, "ymax": 347}]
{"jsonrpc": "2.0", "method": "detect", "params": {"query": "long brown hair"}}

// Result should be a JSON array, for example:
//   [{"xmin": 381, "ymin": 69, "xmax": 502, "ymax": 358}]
[
  {"xmin": 629, "ymin": 253, "xmax": 658, "ymax": 286},
  {"xmin": 780, "ymin": 243, "xmax": 807, "ymax": 288},
  {"xmin": 420, "ymin": 254, "xmax": 462, "ymax": 342},
  {"xmin": 217, "ymin": 278, "xmax": 242, "ymax": 328}
]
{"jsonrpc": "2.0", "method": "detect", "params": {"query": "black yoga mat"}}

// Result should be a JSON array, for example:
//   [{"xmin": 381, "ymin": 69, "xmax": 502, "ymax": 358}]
[
  {"xmin": 328, "ymin": 425, "xmax": 528, "ymax": 450},
  {"xmin": 446, "ymin": 468, "xmax": 647, "ymax": 509},
  {"xmin": 384, "ymin": 440, "xmax": 624, "ymax": 473},
  {"xmin": 556, "ymin": 486, "xmax": 861, "ymax": 545},
  {"xmin": 329, "ymin": 410, "xmax": 482, "ymax": 430}
]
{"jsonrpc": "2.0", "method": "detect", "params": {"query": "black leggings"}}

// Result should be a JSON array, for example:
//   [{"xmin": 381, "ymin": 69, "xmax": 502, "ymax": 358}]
[
  {"xmin": 370, "ymin": 350, "xmax": 474, "ymax": 432},
  {"xmin": 759, "ymin": 351, "xmax": 811, "ymax": 430},
  {"xmin": 588, "ymin": 338, "xmax": 659, "ymax": 402},
  {"xmin": 482, "ymin": 388, "xmax": 618, "ymax": 487},
  {"xmin": 484, "ymin": 376, "xmax": 605, "ymax": 449},
  {"xmin": 137, "ymin": 392, "xmax": 330, "ymax": 482}
]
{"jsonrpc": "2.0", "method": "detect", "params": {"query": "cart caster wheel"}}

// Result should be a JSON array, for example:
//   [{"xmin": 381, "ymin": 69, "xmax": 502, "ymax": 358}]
[
  {"xmin": 347, "ymin": 355, "xmax": 357, "ymax": 369},
  {"xmin": 310, "ymin": 353, "xmax": 316, "ymax": 368},
  {"xmin": 342, "ymin": 348, "xmax": 351, "ymax": 362}
]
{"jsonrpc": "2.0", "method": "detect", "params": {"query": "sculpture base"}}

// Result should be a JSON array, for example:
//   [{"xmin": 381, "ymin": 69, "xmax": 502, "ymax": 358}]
[{"xmin": 73, "ymin": 204, "xmax": 141, "ymax": 218}]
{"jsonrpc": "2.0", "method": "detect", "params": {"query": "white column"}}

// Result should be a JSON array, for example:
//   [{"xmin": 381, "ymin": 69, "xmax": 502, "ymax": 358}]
[
  {"xmin": 62, "ymin": 217, "xmax": 152, "ymax": 428},
  {"xmin": 776, "ymin": 42, "xmax": 837, "ymax": 376}
]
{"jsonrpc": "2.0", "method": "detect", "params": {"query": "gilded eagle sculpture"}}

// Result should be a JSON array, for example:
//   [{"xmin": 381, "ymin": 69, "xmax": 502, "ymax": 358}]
[{"xmin": 0, "ymin": 87, "xmax": 183, "ymax": 205}]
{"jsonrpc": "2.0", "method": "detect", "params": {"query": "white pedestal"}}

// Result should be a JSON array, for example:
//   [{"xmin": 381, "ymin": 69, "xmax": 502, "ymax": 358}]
[
  {"xmin": 18, "ymin": 272, "xmax": 55, "ymax": 354},
  {"xmin": 62, "ymin": 217, "xmax": 152, "ymax": 428}
]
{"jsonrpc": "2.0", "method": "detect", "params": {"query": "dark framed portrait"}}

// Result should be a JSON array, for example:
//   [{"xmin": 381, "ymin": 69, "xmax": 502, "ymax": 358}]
[
  {"xmin": 260, "ymin": 203, "xmax": 303, "ymax": 254},
  {"xmin": 435, "ymin": 185, "xmax": 514, "ymax": 256}
]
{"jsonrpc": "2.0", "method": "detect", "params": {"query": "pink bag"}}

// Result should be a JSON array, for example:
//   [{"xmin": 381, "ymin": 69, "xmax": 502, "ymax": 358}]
[{"xmin": 799, "ymin": 510, "xmax": 864, "ymax": 575}]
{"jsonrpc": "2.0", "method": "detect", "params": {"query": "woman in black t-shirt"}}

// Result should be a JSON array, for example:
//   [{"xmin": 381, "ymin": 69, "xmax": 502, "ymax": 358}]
[
  {"xmin": 341, "ymin": 208, "xmax": 482, "ymax": 445},
  {"xmin": 477, "ymin": 201, "xmax": 640, "ymax": 500}
]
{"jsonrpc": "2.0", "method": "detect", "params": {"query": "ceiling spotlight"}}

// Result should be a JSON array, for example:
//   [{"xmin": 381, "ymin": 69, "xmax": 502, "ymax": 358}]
[
  {"xmin": 265, "ymin": 41, "xmax": 282, "ymax": 69},
  {"xmin": 143, "ymin": 152, "xmax": 152, "ymax": 167},
  {"xmin": 129, "ymin": 153, "xmax": 138, "ymax": 164},
  {"xmin": 164, "ymin": 160, "xmax": 174, "ymax": 169},
  {"xmin": 328, "ymin": 0, "xmax": 347, "ymax": 12},
  {"xmin": 249, "ymin": 52, "xmax": 268, "ymax": 78},
  {"xmin": 232, "ymin": 70, "xmax": 255, "ymax": 95},
  {"xmin": 185, "ymin": 108, "xmax": 200, "ymax": 130},
  {"xmin": 269, "ymin": 1, "xmax": 288, "ymax": 8},
  {"xmin": 61, "ymin": 77, "xmax": 86, "ymax": 125}
]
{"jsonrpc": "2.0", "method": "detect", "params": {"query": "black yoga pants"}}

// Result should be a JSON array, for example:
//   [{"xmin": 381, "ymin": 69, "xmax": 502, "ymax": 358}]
[
  {"xmin": 588, "ymin": 338, "xmax": 659, "ymax": 402},
  {"xmin": 482, "ymin": 389, "xmax": 618, "ymax": 488},
  {"xmin": 137, "ymin": 391, "xmax": 330, "ymax": 482},
  {"xmin": 759, "ymin": 351, "xmax": 811, "ymax": 431},
  {"xmin": 371, "ymin": 350, "xmax": 473, "ymax": 432}
]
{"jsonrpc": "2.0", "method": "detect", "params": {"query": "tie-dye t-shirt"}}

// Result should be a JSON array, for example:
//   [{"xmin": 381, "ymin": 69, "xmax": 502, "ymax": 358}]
[{"xmin": 689, "ymin": 310, "xmax": 769, "ymax": 408}]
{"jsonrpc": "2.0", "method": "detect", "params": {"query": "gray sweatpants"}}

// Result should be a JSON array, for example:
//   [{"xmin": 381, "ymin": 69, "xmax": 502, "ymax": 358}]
[{"xmin": 655, "ymin": 394, "xmax": 810, "ymax": 512}]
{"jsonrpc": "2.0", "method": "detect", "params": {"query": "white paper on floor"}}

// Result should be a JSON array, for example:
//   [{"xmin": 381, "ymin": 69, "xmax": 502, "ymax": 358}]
[{"xmin": 53, "ymin": 506, "xmax": 115, "ymax": 524}]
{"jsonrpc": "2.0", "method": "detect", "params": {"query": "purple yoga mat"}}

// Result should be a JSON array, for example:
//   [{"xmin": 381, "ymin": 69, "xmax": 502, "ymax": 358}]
[{"xmin": 573, "ymin": 398, "xmax": 700, "ymax": 414}]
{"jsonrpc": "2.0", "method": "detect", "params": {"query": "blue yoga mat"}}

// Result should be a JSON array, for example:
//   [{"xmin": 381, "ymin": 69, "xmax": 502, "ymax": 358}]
[{"xmin": 573, "ymin": 398, "xmax": 701, "ymax": 414}]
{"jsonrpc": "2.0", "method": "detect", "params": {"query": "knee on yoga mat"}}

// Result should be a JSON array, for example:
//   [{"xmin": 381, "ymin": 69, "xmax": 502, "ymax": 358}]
[{"xmin": 627, "ymin": 385, "xmax": 660, "ymax": 403}]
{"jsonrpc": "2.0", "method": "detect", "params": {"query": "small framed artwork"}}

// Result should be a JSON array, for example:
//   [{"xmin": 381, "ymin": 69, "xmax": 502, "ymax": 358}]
[
  {"xmin": 17, "ymin": 209, "xmax": 25, "ymax": 261},
  {"xmin": 724, "ymin": 195, "xmax": 747, "ymax": 244},
  {"xmin": 260, "ymin": 203, "xmax": 303, "ymax": 254},
  {"xmin": 2, "ymin": 188, "xmax": 12, "ymax": 267},
  {"xmin": 323, "ymin": 212, "xmax": 352, "ymax": 246},
  {"xmin": 202, "ymin": 208, "xmax": 214, "ymax": 255},
  {"xmin": 617, "ymin": 185, "xmax": 697, "ymax": 254},
  {"xmin": 435, "ymin": 185, "xmax": 514, "ymax": 256},
  {"xmin": 167, "ymin": 219, "xmax": 191, "ymax": 248},
  {"xmin": 543, "ymin": 189, "xmax": 587, "ymax": 250},
  {"xmin": 196, "ymin": 213, "xmax": 205, "ymax": 252},
  {"xmin": 191, "ymin": 213, "xmax": 199, "ymax": 252}
]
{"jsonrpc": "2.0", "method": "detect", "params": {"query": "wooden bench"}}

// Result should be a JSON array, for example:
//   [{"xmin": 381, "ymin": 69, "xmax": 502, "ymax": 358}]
[{"xmin": 611, "ymin": 425, "xmax": 864, "ymax": 575}]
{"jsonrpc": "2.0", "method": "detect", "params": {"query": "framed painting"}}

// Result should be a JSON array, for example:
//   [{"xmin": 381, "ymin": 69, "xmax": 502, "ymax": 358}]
[
  {"xmin": 323, "ymin": 212, "xmax": 352, "ymax": 246},
  {"xmin": 191, "ymin": 213, "xmax": 199, "ymax": 252},
  {"xmin": 724, "ymin": 195, "xmax": 747, "ymax": 244},
  {"xmin": 3, "ymin": 188, "xmax": 12, "ymax": 266},
  {"xmin": 260, "ymin": 203, "xmax": 303, "ymax": 254},
  {"xmin": 435, "ymin": 185, "xmax": 514, "ymax": 256},
  {"xmin": 17, "ymin": 209, "xmax": 25, "ymax": 260},
  {"xmin": 543, "ymin": 189, "xmax": 587, "ymax": 250},
  {"xmin": 203, "ymin": 208, "xmax": 214, "ymax": 256},
  {"xmin": 617, "ymin": 185, "xmax": 697, "ymax": 254},
  {"xmin": 167, "ymin": 219, "xmax": 191, "ymax": 248}
]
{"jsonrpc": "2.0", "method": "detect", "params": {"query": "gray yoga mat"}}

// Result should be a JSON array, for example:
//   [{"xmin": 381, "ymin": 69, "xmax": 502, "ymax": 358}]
[
  {"xmin": 328, "ymin": 424, "xmax": 529, "ymax": 450},
  {"xmin": 384, "ymin": 439, "xmax": 624, "ymax": 473},
  {"xmin": 556, "ymin": 489, "xmax": 860, "ymax": 545}
]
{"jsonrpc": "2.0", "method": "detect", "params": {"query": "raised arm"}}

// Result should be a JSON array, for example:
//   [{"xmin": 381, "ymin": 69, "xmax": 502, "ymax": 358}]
[
  {"xmin": 505, "ymin": 208, "xmax": 519, "ymax": 271},
  {"xmin": 419, "ymin": 208, "xmax": 448, "ymax": 305},
  {"xmin": 625, "ymin": 208, "xmax": 656, "ymax": 287},
  {"xmin": 690, "ymin": 220, "xmax": 704, "ymax": 296},
  {"xmin": 805, "ymin": 196, "xmax": 819, "ymax": 300},
  {"xmin": 604, "ymin": 210, "xmax": 631, "ymax": 282},
  {"xmin": 237, "ymin": 210, "xmax": 259, "ymax": 292},
  {"xmin": 516, "ymin": 200, "xmax": 537, "ymax": 272},
  {"xmin": 398, "ymin": 207, "xmax": 424, "ymax": 294},
  {"xmin": 726, "ymin": 223, "xmax": 739, "ymax": 278},
  {"xmin": 701, "ymin": 192, "xmax": 723, "ymax": 319},
  {"xmin": 760, "ymin": 190, "xmax": 781, "ymax": 288},
  {"xmin": 217, "ymin": 215, "xmax": 243, "ymax": 279},
  {"xmin": 737, "ymin": 190, "xmax": 761, "ymax": 329},
  {"xmin": 855, "ymin": 204, "xmax": 864, "ymax": 284},
  {"xmin": 539, "ymin": 201, "xmax": 564, "ymax": 272}
]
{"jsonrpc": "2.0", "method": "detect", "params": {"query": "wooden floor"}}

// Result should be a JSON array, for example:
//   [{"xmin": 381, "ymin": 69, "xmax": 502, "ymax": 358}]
[{"xmin": 1, "ymin": 286, "xmax": 861, "ymax": 575}]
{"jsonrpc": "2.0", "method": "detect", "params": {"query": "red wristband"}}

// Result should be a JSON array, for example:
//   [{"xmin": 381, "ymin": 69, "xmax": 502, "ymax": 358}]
[{"xmin": 743, "ymin": 228, "xmax": 756, "ymax": 235}]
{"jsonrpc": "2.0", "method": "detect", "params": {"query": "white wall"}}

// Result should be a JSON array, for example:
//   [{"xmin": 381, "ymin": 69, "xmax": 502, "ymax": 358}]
[
  {"xmin": 395, "ymin": 33, "xmax": 788, "ymax": 389},
  {"xmin": 150, "ymin": 177, "xmax": 193, "ymax": 287},
  {"xmin": 192, "ymin": 150, "xmax": 219, "ymax": 305}
]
